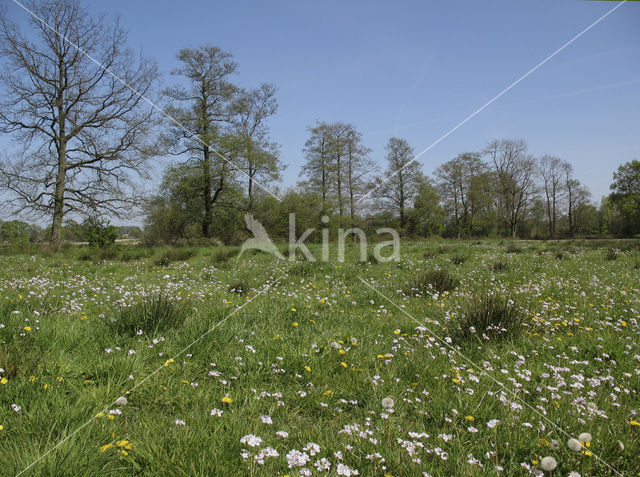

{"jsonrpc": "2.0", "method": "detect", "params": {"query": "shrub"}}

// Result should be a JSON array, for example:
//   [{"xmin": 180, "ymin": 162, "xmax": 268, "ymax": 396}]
[
  {"xmin": 154, "ymin": 248, "xmax": 195, "ymax": 266},
  {"xmin": 111, "ymin": 295, "xmax": 190, "ymax": 336},
  {"xmin": 451, "ymin": 293, "xmax": 523, "ymax": 343},
  {"xmin": 86, "ymin": 218, "xmax": 118, "ymax": 249},
  {"xmin": 406, "ymin": 269, "xmax": 459, "ymax": 295}
]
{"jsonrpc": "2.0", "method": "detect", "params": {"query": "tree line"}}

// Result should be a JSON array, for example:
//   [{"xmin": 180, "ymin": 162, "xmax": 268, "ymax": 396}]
[{"xmin": 0, "ymin": 0, "xmax": 638, "ymax": 247}]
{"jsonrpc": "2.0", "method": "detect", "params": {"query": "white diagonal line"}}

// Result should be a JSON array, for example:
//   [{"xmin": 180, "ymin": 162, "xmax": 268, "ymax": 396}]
[
  {"xmin": 357, "ymin": 0, "xmax": 627, "ymax": 204},
  {"xmin": 10, "ymin": 0, "xmax": 282, "ymax": 203},
  {"xmin": 359, "ymin": 277, "xmax": 623, "ymax": 476},
  {"xmin": 16, "ymin": 274, "xmax": 286, "ymax": 476}
]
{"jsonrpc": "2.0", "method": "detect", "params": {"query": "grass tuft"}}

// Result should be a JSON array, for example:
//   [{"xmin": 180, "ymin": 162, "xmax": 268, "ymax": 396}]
[{"xmin": 111, "ymin": 295, "xmax": 190, "ymax": 336}]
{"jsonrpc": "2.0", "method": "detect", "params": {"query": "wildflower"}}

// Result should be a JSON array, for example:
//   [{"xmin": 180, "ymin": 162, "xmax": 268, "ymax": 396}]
[
  {"xmin": 465, "ymin": 415, "xmax": 475, "ymax": 421},
  {"xmin": 115, "ymin": 396, "xmax": 127, "ymax": 407},
  {"xmin": 303, "ymin": 442, "xmax": 321, "ymax": 456},
  {"xmin": 174, "ymin": 419, "xmax": 186, "ymax": 426},
  {"xmin": 567, "ymin": 438, "xmax": 582, "ymax": 452},
  {"xmin": 221, "ymin": 396, "xmax": 232, "ymax": 404},
  {"xmin": 336, "ymin": 463, "xmax": 359, "ymax": 476},
  {"xmin": 578, "ymin": 432, "xmax": 592, "ymax": 443},
  {"xmin": 467, "ymin": 427, "xmax": 478, "ymax": 433},
  {"xmin": 381, "ymin": 397, "xmax": 394, "ymax": 409},
  {"xmin": 210, "ymin": 408, "xmax": 223, "ymax": 417},
  {"xmin": 568, "ymin": 473, "xmax": 581, "ymax": 477},
  {"xmin": 340, "ymin": 362, "xmax": 348, "ymax": 368},
  {"xmin": 11, "ymin": 404, "xmax": 21, "ymax": 413},
  {"xmin": 260, "ymin": 415, "xmax": 273, "ymax": 425},
  {"xmin": 23, "ymin": 326, "xmax": 31, "ymax": 331},
  {"xmin": 487, "ymin": 419, "xmax": 501, "ymax": 429},
  {"xmin": 0, "ymin": 377, "xmax": 7, "ymax": 385},
  {"xmin": 100, "ymin": 443, "xmax": 113, "ymax": 452},
  {"xmin": 285, "ymin": 449, "xmax": 310, "ymax": 468},
  {"xmin": 629, "ymin": 420, "xmax": 640, "ymax": 426},
  {"xmin": 540, "ymin": 456, "xmax": 557, "ymax": 471},
  {"xmin": 240, "ymin": 434, "xmax": 262, "ymax": 447},
  {"xmin": 276, "ymin": 430, "xmax": 289, "ymax": 438},
  {"xmin": 314, "ymin": 457, "xmax": 331, "ymax": 471}
]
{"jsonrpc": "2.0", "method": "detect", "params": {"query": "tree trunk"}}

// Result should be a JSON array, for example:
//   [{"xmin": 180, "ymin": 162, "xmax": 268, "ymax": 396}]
[
  {"xmin": 50, "ymin": 145, "xmax": 66, "ymax": 245},
  {"xmin": 202, "ymin": 145, "xmax": 212, "ymax": 238}
]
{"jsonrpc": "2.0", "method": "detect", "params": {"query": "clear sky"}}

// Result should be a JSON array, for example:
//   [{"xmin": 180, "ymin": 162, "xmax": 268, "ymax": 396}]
[{"xmin": 3, "ymin": 0, "xmax": 640, "ymax": 203}]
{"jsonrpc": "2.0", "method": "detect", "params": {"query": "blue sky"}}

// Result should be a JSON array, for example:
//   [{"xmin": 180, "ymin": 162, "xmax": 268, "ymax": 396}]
[{"xmin": 4, "ymin": 0, "xmax": 640, "ymax": 203}]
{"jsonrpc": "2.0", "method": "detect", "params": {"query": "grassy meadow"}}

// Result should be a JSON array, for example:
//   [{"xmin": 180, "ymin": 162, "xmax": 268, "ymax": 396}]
[{"xmin": 0, "ymin": 239, "xmax": 639, "ymax": 476}]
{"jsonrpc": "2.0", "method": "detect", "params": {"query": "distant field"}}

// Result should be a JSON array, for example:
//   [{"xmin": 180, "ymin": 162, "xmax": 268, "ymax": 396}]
[{"xmin": 0, "ymin": 239, "xmax": 639, "ymax": 476}]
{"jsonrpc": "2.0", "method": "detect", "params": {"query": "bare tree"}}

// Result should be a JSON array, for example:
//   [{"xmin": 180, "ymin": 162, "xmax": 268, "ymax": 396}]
[
  {"xmin": 343, "ymin": 125, "xmax": 374, "ymax": 228},
  {"xmin": 301, "ymin": 122, "xmax": 334, "ymax": 215},
  {"xmin": 163, "ymin": 45, "xmax": 239, "ymax": 238},
  {"xmin": 0, "ymin": 0, "xmax": 159, "ymax": 244},
  {"xmin": 233, "ymin": 83, "xmax": 282, "ymax": 212},
  {"xmin": 485, "ymin": 139, "xmax": 537, "ymax": 237},
  {"xmin": 373, "ymin": 137, "xmax": 424, "ymax": 229},
  {"xmin": 537, "ymin": 155, "xmax": 571, "ymax": 238}
]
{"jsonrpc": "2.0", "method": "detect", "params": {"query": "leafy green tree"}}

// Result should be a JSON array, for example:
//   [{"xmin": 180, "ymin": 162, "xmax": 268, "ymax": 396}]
[
  {"xmin": 163, "ymin": 46, "xmax": 240, "ymax": 238},
  {"xmin": 609, "ymin": 159, "xmax": 640, "ymax": 236},
  {"xmin": 407, "ymin": 180, "xmax": 444, "ymax": 236},
  {"xmin": 0, "ymin": 220, "xmax": 31, "ymax": 243}
]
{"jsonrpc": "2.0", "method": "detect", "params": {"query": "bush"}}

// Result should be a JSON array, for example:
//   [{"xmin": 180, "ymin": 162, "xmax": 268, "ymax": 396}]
[
  {"xmin": 406, "ymin": 269, "xmax": 459, "ymax": 295},
  {"xmin": 111, "ymin": 295, "xmax": 190, "ymax": 336},
  {"xmin": 154, "ymin": 248, "xmax": 195, "ymax": 266},
  {"xmin": 86, "ymin": 218, "xmax": 118, "ymax": 248},
  {"xmin": 451, "ymin": 293, "xmax": 523, "ymax": 343}
]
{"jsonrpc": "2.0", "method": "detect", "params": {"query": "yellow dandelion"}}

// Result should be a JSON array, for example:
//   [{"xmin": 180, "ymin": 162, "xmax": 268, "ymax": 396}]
[
  {"xmin": 99, "ymin": 443, "xmax": 113, "ymax": 453},
  {"xmin": 221, "ymin": 396, "xmax": 232, "ymax": 404}
]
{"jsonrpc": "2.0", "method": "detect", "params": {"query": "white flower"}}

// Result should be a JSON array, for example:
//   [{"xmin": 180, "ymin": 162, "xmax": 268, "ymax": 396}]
[
  {"xmin": 11, "ymin": 404, "xmax": 21, "ymax": 413},
  {"xmin": 260, "ymin": 415, "xmax": 273, "ymax": 425},
  {"xmin": 276, "ymin": 430, "xmax": 289, "ymax": 438},
  {"xmin": 314, "ymin": 457, "xmax": 331, "ymax": 471},
  {"xmin": 286, "ymin": 449, "xmax": 310, "ymax": 468},
  {"xmin": 303, "ymin": 442, "xmax": 321, "ymax": 456},
  {"xmin": 210, "ymin": 408, "xmax": 223, "ymax": 417},
  {"xmin": 336, "ymin": 463, "xmax": 359, "ymax": 476},
  {"xmin": 617, "ymin": 440, "xmax": 625, "ymax": 451},
  {"xmin": 174, "ymin": 419, "xmax": 186, "ymax": 426},
  {"xmin": 381, "ymin": 397, "xmax": 394, "ymax": 409},
  {"xmin": 540, "ymin": 456, "xmax": 557, "ymax": 471},
  {"xmin": 487, "ymin": 419, "xmax": 501, "ymax": 429},
  {"xmin": 567, "ymin": 438, "xmax": 582, "ymax": 452},
  {"xmin": 467, "ymin": 427, "xmax": 478, "ymax": 433},
  {"xmin": 568, "ymin": 472, "xmax": 581, "ymax": 477},
  {"xmin": 240, "ymin": 434, "xmax": 262, "ymax": 447},
  {"xmin": 578, "ymin": 432, "xmax": 592, "ymax": 443},
  {"xmin": 115, "ymin": 396, "xmax": 128, "ymax": 407}
]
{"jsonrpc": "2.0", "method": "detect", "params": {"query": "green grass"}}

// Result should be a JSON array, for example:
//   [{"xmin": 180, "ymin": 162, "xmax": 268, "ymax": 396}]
[{"xmin": 0, "ymin": 239, "xmax": 639, "ymax": 475}]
